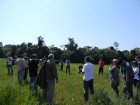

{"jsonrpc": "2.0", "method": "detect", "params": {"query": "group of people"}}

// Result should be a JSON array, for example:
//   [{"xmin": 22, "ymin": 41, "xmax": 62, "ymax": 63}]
[
  {"xmin": 81, "ymin": 56, "xmax": 140, "ymax": 102},
  {"xmin": 6, "ymin": 53, "xmax": 140, "ymax": 104},
  {"xmin": 6, "ymin": 53, "xmax": 58, "ymax": 104},
  {"xmin": 109, "ymin": 56, "xmax": 140, "ymax": 99},
  {"xmin": 59, "ymin": 58, "xmax": 71, "ymax": 74}
]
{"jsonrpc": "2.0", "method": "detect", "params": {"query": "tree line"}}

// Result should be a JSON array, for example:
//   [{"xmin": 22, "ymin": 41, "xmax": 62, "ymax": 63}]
[{"xmin": 0, "ymin": 37, "xmax": 140, "ymax": 64}]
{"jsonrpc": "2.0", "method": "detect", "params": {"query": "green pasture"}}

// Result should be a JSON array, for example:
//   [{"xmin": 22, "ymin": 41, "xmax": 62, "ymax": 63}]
[{"xmin": 0, "ymin": 58, "xmax": 139, "ymax": 105}]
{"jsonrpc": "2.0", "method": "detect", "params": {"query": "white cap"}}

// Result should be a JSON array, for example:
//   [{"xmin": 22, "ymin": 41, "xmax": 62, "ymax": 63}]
[{"xmin": 112, "ymin": 59, "xmax": 118, "ymax": 62}]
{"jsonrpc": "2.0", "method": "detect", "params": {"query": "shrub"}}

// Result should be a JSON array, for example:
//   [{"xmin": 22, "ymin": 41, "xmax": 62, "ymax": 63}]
[{"xmin": 93, "ymin": 89, "xmax": 112, "ymax": 105}]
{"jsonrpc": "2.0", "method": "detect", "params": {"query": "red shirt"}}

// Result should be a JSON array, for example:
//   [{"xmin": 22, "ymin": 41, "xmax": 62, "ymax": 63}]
[{"xmin": 98, "ymin": 60, "xmax": 104, "ymax": 68}]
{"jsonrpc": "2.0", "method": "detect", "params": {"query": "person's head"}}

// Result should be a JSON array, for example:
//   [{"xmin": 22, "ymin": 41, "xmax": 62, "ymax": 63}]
[
  {"xmin": 118, "ymin": 58, "xmax": 125, "ymax": 66},
  {"xmin": 31, "ymin": 54, "xmax": 37, "ymax": 60},
  {"xmin": 48, "ymin": 54, "xmax": 54, "ymax": 60},
  {"xmin": 84, "ymin": 56, "xmax": 90, "ymax": 63},
  {"xmin": 112, "ymin": 59, "xmax": 118, "ymax": 65},
  {"xmin": 23, "ymin": 53, "xmax": 27, "ymax": 58},
  {"xmin": 135, "ymin": 56, "xmax": 140, "ymax": 62},
  {"xmin": 132, "ymin": 61, "xmax": 138, "ymax": 67}
]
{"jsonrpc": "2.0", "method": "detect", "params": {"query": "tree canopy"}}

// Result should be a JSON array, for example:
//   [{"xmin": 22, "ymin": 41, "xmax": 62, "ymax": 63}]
[{"xmin": 1, "ymin": 38, "xmax": 140, "ymax": 64}]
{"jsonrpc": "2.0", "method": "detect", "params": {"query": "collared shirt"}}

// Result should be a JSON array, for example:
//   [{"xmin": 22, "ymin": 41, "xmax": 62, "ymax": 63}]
[{"xmin": 82, "ymin": 62, "xmax": 94, "ymax": 81}]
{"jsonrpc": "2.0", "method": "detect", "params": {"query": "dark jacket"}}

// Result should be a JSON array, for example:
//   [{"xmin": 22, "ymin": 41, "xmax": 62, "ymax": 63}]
[
  {"xmin": 45, "ymin": 60, "xmax": 58, "ymax": 81},
  {"xmin": 36, "ymin": 61, "xmax": 47, "ymax": 89}
]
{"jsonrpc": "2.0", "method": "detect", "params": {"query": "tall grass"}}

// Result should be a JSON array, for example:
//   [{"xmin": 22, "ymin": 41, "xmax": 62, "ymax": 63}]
[{"xmin": 0, "ymin": 58, "xmax": 140, "ymax": 105}]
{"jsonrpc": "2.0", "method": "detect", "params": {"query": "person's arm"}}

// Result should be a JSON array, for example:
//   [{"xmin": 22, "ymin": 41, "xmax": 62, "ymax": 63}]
[
  {"xmin": 98, "ymin": 61, "xmax": 100, "ymax": 66},
  {"xmin": 82, "ymin": 65, "xmax": 86, "ymax": 74},
  {"xmin": 103, "ymin": 61, "xmax": 105, "ymax": 66},
  {"xmin": 109, "ymin": 63, "xmax": 113, "ymax": 71},
  {"xmin": 14, "ymin": 59, "xmax": 18, "ymax": 65},
  {"xmin": 134, "ymin": 67, "xmax": 139, "ymax": 74},
  {"xmin": 52, "ymin": 63, "xmax": 58, "ymax": 83}
]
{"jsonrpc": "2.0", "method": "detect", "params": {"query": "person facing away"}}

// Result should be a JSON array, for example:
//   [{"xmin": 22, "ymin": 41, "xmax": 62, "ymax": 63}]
[
  {"xmin": 6, "ymin": 55, "xmax": 13, "ymax": 75},
  {"xmin": 118, "ymin": 58, "xmax": 134, "ymax": 99},
  {"xmin": 98, "ymin": 58, "xmax": 105, "ymax": 76},
  {"xmin": 14, "ymin": 55, "xmax": 26, "ymax": 84},
  {"xmin": 65, "ymin": 58, "xmax": 70, "ymax": 74},
  {"xmin": 23, "ymin": 53, "xmax": 30, "ymax": 82},
  {"xmin": 82, "ymin": 56, "xmax": 94, "ymax": 102},
  {"xmin": 135, "ymin": 55, "xmax": 140, "ymax": 88},
  {"xmin": 60, "ymin": 60, "xmax": 64, "ymax": 72},
  {"xmin": 28, "ymin": 54, "xmax": 39, "ymax": 92},
  {"xmin": 109, "ymin": 59, "xmax": 120, "ymax": 97},
  {"xmin": 43, "ymin": 54, "xmax": 58, "ymax": 104},
  {"xmin": 132, "ymin": 61, "xmax": 139, "ymax": 88}
]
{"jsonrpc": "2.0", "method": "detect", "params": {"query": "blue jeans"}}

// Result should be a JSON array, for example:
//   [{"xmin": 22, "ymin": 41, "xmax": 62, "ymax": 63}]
[
  {"xmin": 83, "ymin": 79, "xmax": 94, "ymax": 101},
  {"xmin": 43, "ymin": 80, "xmax": 55, "ymax": 103},
  {"xmin": 29, "ymin": 76, "xmax": 37, "ymax": 91},
  {"xmin": 7, "ymin": 65, "xmax": 13, "ymax": 75}
]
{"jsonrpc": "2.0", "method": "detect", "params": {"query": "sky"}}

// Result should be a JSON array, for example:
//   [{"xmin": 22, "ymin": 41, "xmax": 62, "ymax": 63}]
[{"xmin": 0, "ymin": 0, "xmax": 140, "ymax": 51}]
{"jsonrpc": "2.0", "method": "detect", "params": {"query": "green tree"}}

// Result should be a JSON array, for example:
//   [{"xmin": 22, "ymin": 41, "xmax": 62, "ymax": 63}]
[
  {"xmin": 65, "ymin": 38, "xmax": 78, "ymax": 51},
  {"xmin": 113, "ymin": 41, "xmax": 119, "ymax": 50},
  {"xmin": 0, "ymin": 42, "xmax": 3, "ymax": 48},
  {"xmin": 37, "ymin": 36, "xmax": 44, "ymax": 48}
]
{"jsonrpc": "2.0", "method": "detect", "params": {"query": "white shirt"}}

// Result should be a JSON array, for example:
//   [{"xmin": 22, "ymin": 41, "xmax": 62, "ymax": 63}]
[
  {"xmin": 66, "ymin": 59, "xmax": 70, "ymax": 66},
  {"xmin": 82, "ymin": 62, "xmax": 94, "ymax": 81},
  {"xmin": 7, "ymin": 57, "xmax": 13, "ymax": 65},
  {"xmin": 15, "ymin": 58, "xmax": 25, "ymax": 71},
  {"xmin": 133, "ymin": 67, "xmax": 139, "ymax": 80}
]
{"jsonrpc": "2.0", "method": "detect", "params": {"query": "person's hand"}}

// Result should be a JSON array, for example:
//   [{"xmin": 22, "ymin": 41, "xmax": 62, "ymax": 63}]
[{"xmin": 56, "ymin": 79, "xmax": 58, "ymax": 83}]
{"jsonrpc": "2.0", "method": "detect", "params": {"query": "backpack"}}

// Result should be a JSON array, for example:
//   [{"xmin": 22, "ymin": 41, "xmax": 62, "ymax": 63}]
[{"xmin": 36, "ymin": 61, "xmax": 47, "ymax": 89}]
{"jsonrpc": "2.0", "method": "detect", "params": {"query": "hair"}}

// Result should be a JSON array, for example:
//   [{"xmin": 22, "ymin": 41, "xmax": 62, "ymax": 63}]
[
  {"xmin": 118, "ymin": 58, "xmax": 123, "ymax": 65},
  {"xmin": 85, "ymin": 56, "xmax": 90, "ymax": 62},
  {"xmin": 31, "ymin": 54, "xmax": 37, "ymax": 59},
  {"xmin": 132, "ymin": 61, "xmax": 138, "ymax": 66},
  {"xmin": 48, "ymin": 54, "xmax": 54, "ymax": 60}
]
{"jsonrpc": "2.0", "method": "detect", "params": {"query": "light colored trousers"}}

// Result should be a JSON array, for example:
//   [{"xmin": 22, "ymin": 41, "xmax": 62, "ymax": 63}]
[{"xmin": 43, "ymin": 80, "xmax": 55, "ymax": 104}]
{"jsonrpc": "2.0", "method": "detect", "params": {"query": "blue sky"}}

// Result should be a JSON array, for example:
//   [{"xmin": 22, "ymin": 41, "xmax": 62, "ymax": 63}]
[{"xmin": 0, "ymin": 0, "xmax": 140, "ymax": 51}]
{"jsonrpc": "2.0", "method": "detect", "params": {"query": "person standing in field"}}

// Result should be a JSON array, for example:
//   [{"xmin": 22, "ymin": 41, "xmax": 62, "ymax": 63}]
[
  {"xmin": 118, "ymin": 58, "xmax": 134, "ymax": 99},
  {"xmin": 60, "ymin": 60, "xmax": 64, "ymax": 72},
  {"xmin": 66, "ymin": 58, "xmax": 70, "ymax": 74},
  {"xmin": 109, "ymin": 59, "xmax": 120, "ymax": 97},
  {"xmin": 135, "ymin": 56, "xmax": 140, "ymax": 88},
  {"xmin": 98, "ymin": 58, "xmax": 105, "ymax": 76},
  {"xmin": 28, "ymin": 54, "xmax": 39, "ymax": 93},
  {"xmin": 23, "ymin": 53, "xmax": 30, "ymax": 82},
  {"xmin": 14, "ymin": 55, "xmax": 26, "ymax": 84},
  {"xmin": 132, "ymin": 61, "xmax": 139, "ymax": 88},
  {"xmin": 82, "ymin": 56, "xmax": 94, "ymax": 102},
  {"xmin": 43, "ymin": 54, "xmax": 58, "ymax": 104},
  {"xmin": 6, "ymin": 55, "xmax": 13, "ymax": 75}
]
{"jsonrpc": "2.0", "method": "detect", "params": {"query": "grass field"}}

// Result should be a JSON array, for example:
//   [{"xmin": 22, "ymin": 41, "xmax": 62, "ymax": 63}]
[{"xmin": 0, "ymin": 58, "xmax": 139, "ymax": 105}]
